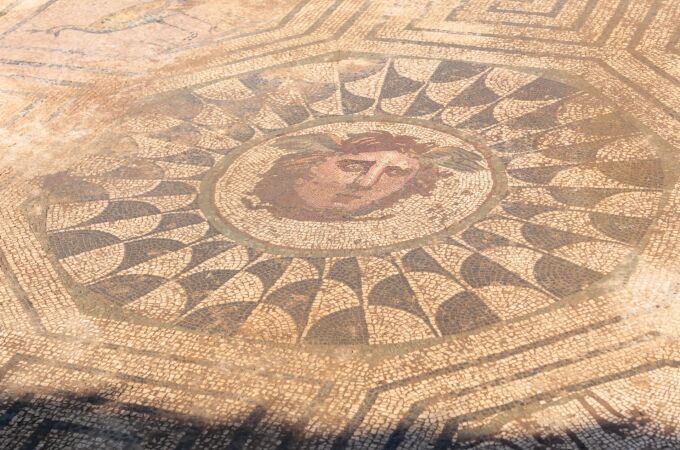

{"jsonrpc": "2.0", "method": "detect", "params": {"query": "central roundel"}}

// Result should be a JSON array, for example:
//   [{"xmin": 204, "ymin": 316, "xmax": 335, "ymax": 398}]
[{"xmin": 204, "ymin": 119, "xmax": 500, "ymax": 255}]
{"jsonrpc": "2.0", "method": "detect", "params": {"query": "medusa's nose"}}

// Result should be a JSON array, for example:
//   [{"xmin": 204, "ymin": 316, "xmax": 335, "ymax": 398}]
[{"xmin": 353, "ymin": 163, "xmax": 386, "ymax": 189}]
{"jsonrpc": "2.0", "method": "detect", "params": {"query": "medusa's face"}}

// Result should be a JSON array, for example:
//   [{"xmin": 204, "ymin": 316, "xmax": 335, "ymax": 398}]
[{"xmin": 293, "ymin": 150, "xmax": 420, "ymax": 214}]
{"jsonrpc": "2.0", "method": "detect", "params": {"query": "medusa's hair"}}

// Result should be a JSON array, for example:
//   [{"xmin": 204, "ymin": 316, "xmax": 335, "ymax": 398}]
[
  {"xmin": 339, "ymin": 130, "xmax": 435, "ymax": 155},
  {"xmin": 245, "ymin": 131, "xmax": 442, "ymax": 221}
]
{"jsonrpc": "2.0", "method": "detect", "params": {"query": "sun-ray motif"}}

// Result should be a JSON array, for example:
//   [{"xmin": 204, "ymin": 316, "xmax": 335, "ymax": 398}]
[{"xmin": 39, "ymin": 56, "xmax": 666, "ymax": 346}]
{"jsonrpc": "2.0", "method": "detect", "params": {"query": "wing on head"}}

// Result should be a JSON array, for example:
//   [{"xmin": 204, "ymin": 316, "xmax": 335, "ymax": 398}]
[
  {"xmin": 272, "ymin": 133, "xmax": 342, "ymax": 153},
  {"xmin": 422, "ymin": 146, "xmax": 485, "ymax": 172}
]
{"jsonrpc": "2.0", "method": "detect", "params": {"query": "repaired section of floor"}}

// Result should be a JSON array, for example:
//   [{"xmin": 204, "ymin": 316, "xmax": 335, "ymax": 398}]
[{"xmin": 1, "ymin": 1, "xmax": 679, "ymax": 448}]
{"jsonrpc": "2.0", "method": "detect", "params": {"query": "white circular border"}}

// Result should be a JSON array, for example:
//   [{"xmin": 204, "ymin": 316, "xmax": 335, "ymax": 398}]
[{"xmin": 213, "ymin": 121, "xmax": 495, "ymax": 251}]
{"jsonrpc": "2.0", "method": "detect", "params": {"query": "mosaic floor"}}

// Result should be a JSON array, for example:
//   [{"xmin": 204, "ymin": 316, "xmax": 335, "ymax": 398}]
[{"xmin": 1, "ymin": 1, "xmax": 679, "ymax": 448}]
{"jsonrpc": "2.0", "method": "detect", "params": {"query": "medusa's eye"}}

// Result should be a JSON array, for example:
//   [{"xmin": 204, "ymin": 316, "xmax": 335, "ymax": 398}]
[{"xmin": 337, "ymin": 160, "xmax": 371, "ymax": 173}]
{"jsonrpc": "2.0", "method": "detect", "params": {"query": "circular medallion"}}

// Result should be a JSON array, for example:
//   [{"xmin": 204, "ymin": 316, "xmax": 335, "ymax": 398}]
[{"xmin": 203, "ymin": 119, "xmax": 503, "ymax": 256}]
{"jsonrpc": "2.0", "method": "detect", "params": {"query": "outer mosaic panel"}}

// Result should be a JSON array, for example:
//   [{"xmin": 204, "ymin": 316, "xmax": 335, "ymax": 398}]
[{"xmin": 2, "ymin": 1, "xmax": 680, "ymax": 449}]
